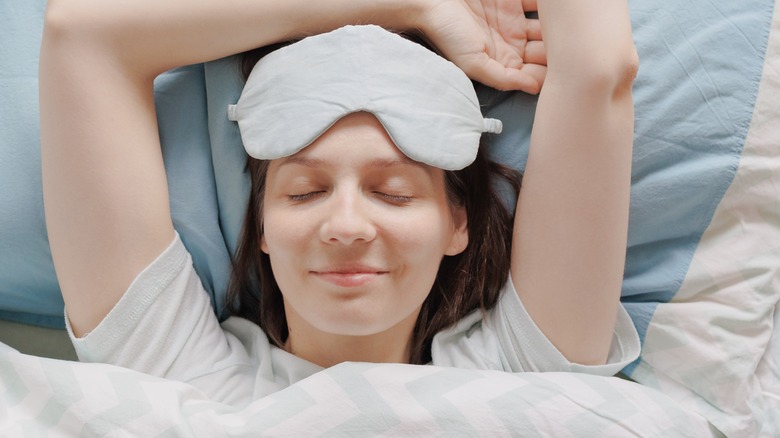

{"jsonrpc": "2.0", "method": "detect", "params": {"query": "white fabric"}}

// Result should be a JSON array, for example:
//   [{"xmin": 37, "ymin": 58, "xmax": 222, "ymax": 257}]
[
  {"xmin": 228, "ymin": 25, "xmax": 502, "ymax": 171},
  {"xmin": 433, "ymin": 272, "xmax": 640, "ymax": 375},
  {"xmin": 1, "ymin": 350, "xmax": 718, "ymax": 437},
  {"xmin": 66, "ymin": 233, "xmax": 640, "ymax": 407}
]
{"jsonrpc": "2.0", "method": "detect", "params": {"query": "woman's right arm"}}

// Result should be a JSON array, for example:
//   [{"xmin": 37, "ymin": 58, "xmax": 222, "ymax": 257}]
[
  {"xmin": 41, "ymin": 0, "xmax": 543, "ymax": 338},
  {"xmin": 40, "ymin": 0, "xmax": 433, "ymax": 338}
]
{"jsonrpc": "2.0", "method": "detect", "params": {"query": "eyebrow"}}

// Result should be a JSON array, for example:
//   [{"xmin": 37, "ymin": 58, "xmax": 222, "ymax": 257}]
[{"xmin": 277, "ymin": 156, "xmax": 326, "ymax": 169}]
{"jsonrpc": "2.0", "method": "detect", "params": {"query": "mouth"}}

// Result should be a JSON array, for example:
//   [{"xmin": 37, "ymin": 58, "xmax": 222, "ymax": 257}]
[{"xmin": 311, "ymin": 265, "xmax": 389, "ymax": 287}]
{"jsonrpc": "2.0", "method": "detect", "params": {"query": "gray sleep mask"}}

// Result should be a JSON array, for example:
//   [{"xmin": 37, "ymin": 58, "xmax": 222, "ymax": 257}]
[{"xmin": 228, "ymin": 25, "xmax": 502, "ymax": 171}]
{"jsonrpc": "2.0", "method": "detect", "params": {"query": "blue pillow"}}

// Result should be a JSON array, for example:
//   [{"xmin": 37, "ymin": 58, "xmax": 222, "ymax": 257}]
[
  {"xmin": 0, "ymin": 2, "xmax": 60, "ymax": 327},
  {"xmin": 0, "ymin": 3, "xmax": 240, "ymax": 326}
]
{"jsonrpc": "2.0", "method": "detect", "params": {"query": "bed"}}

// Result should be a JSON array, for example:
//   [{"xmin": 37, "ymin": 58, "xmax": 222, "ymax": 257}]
[{"xmin": 1, "ymin": 0, "xmax": 778, "ymax": 436}]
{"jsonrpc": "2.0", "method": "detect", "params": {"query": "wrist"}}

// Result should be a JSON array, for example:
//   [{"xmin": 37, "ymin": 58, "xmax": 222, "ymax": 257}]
[
  {"xmin": 286, "ymin": 0, "xmax": 426, "ymax": 32},
  {"xmin": 331, "ymin": 0, "xmax": 429, "ymax": 33},
  {"xmin": 388, "ymin": 0, "xmax": 430, "ymax": 31}
]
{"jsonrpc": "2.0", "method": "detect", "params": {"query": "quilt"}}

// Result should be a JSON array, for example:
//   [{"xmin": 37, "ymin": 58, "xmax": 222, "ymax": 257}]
[{"xmin": 1, "ymin": 344, "xmax": 716, "ymax": 437}]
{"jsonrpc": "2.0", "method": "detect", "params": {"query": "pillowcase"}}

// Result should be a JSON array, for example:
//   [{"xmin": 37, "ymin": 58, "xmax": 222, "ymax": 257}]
[
  {"xmin": 619, "ymin": 3, "xmax": 779, "ymax": 435},
  {"xmin": 0, "ymin": 2, "xmax": 62, "ymax": 327},
  {"xmin": 0, "ymin": 5, "xmax": 237, "ymax": 325},
  {"xmin": 618, "ymin": 3, "xmax": 779, "ymax": 435}
]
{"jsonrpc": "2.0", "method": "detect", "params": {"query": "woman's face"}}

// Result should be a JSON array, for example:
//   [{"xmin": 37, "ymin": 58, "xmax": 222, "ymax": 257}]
[{"xmin": 261, "ymin": 112, "xmax": 468, "ymax": 342}]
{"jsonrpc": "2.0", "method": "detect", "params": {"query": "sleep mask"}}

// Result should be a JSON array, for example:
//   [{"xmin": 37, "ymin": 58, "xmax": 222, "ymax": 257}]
[{"xmin": 228, "ymin": 25, "xmax": 502, "ymax": 171}]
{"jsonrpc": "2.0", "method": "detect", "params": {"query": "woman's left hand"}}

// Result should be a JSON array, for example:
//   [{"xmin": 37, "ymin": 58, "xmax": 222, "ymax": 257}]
[{"xmin": 418, "ymin": 0, "xmax": 546, "ymax": 93}]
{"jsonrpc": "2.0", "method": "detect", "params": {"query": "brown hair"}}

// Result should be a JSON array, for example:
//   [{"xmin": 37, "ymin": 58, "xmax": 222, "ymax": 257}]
[{"xmin": 227, "ymin": 41, "xmax": 521, "ymax": 365}]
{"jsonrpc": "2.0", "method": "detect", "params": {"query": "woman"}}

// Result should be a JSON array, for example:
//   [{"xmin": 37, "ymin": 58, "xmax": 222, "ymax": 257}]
[{"xmin": 40, "ymin": 0, "xmax": 639, "ymax": 406}]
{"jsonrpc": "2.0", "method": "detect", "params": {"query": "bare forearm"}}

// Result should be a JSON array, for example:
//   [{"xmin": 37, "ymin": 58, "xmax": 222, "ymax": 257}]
[
  {"xmin": 40, "ymin": 0, "xmax": 420, "ymax": 336},
  {"xmin": 511, "ymin": 0, "xmax": 637, "ymax": 365},
  {"xmin": 538, "ymin": 0, "xmax": 636, "ymax": 83},
  {"xmin": 43, "ymin": 0, "xmax": 426, "ymax": 78}
]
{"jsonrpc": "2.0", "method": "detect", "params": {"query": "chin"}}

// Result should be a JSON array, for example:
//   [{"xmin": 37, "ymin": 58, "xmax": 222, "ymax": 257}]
[
  {"xmin": 284, "ymin": 291, "xmax": 424, "ymax": 339},
  {"xmin": 311, "ymin": 314, "xmax": 393, "ymax": 337}
]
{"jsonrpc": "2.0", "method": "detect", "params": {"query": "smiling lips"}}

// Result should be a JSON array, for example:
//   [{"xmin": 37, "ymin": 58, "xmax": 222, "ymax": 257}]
[{"xmin": 311, "ymin": 265, "xmax": 388, "ymax": 287}]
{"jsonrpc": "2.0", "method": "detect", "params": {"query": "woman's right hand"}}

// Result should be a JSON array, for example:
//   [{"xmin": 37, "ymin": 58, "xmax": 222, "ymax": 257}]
[{"xmin": 416, "ymin": 0, "xmax": 546, "ymax": 93}]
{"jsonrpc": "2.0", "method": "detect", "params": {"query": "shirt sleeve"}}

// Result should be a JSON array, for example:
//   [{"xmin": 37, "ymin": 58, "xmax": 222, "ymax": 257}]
[
  {"xmin": 431, "ymin": 275, "xmax": 641, "ymax": 376},
  {"xmin": 65, "ymin": 232, "xmax": 256, "ymax": 406}
]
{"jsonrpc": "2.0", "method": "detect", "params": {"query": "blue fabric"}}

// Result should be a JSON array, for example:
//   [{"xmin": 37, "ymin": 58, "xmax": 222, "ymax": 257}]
[
  {"xmin": 0, "ymin": 0, "xmax": 61, "ymax": 327},
  {"xmin": 0, "ymin": 0, "xmax": 773, "ymax": 333},
  {"xmin": 484, "ymin": 1, "xmax": 773, "ymax": 358},
  {"xmin": 460, "ymin": 2, "xmax": 771, "ymax": 356},
  {"xmin": 622, "ymin": 1, "xmax": 772, "ymax": 352},
  {"xmin": 155, "ymin": 65, "xmax": 233, "ymax": 319}
]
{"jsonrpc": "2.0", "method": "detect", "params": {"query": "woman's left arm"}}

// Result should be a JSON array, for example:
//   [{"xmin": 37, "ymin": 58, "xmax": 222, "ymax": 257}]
[{"xmin": 510, "ymin": 0, "xmax": 638, "ymax": 365}]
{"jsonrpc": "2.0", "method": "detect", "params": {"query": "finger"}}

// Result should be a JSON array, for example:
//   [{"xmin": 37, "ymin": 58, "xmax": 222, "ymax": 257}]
[
  {"xmin": 526, "ymin": 18, "xmax": 542, "ymax": 41},
  {"xmin": 522, "ymin": 0, "xmax": 538, "ymax": 13},
  {"xmin": 503, "ymin": 55, "xmax": 525, "ymax": 71},
  {"xmin": 468, "ymin": 57, "xmax": 541, "ymax": 93},
  {"xmin": 524, "ymin": 40, "xmax": 546, "ymax": 66},
  {"xmin": 519, "ymin": 63, "xmax": 546, "ymax": 93}
]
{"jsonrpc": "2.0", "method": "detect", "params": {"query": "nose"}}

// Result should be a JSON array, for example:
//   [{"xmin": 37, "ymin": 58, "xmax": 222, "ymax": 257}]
[{"xmin": 319, "ymin": 188, "xmax": 377, "ymax": 245}]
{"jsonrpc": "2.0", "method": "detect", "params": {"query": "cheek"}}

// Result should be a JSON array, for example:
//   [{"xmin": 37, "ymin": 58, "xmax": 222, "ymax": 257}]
[
  {"xmin": 261, "ymin": 207, "xmax": 311, "ymax": 255},
  {"xmin": 385, "ymin": 206, "xmax": 456, "ymax": 256}
]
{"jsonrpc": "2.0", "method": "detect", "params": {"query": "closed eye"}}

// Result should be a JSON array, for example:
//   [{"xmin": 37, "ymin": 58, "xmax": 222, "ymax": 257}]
[
  {"xmin": 374, "ymin": 192, "xmax": 413, "ymax": 204},
  {"xmin": 288, "ymin": 191, "xmax": 325, "ymax": 202}
]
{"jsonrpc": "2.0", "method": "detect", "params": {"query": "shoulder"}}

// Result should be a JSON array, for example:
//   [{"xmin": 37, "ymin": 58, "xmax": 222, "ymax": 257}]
[{"xmin": 431, "ymin": 277, "xmax": 641, "ymax": 375}]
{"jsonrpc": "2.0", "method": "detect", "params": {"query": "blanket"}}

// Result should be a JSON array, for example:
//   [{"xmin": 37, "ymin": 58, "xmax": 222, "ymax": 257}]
[{"xmin": 0, "ymin": 344, "xmax": 716, "ymax": 437}]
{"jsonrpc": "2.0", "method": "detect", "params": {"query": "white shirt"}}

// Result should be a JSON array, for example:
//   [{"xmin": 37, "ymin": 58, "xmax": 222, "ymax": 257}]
[{"xmin": 67, "ymin": 233, "xmax": 640, "ymax": 408}]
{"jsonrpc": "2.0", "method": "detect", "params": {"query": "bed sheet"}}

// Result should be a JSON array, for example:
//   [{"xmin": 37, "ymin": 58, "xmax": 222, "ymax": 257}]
[{"xmin": 756, "ymin": 298, "xmax": 780, "ymax": 437}]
